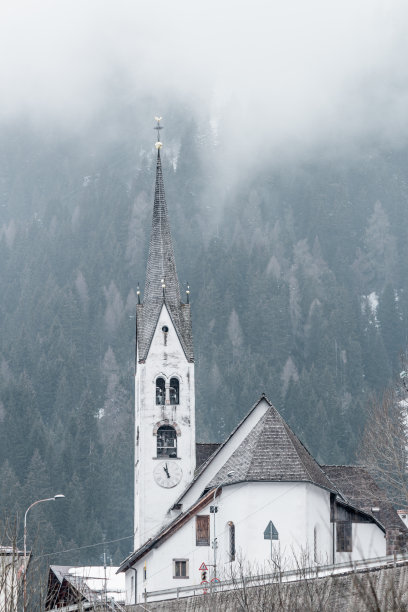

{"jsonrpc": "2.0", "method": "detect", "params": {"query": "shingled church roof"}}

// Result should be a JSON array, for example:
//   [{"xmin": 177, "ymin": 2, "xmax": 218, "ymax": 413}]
[
  {"xmin": 136, "ymin": 147, "xmax": 193, "ymax": 362},
  {"xmin": 205, "ymin": 398, "xmax": 335, "ymax": 491},
  {"xmin": 322, "ymin": 465, "xmax": 407, "ymax": 532}
]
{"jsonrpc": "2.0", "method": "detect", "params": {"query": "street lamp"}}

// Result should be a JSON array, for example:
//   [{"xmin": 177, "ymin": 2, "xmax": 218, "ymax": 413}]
[
  {"xmin": 212, "ymin": 471, "xmax": 235, "ymax": 579},
  {"xmin": 23, "ymin": 494, "xmax": 65, "ymax": 611}
]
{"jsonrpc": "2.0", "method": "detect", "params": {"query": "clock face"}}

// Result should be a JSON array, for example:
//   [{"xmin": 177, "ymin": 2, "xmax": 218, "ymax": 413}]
[{"xmin": 154, "ymin": 461, "xmax": 183, "ymax": 488}]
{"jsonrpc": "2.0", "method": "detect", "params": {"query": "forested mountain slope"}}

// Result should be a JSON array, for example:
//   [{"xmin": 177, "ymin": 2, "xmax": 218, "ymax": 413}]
[{"xmin": 0, "ymin": 106, "xmax": 407, "ymax": 563}]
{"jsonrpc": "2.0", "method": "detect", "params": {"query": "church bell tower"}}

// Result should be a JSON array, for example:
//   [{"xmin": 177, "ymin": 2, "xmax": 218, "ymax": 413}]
[{"xmin": 134, "ymin": 120, "xmax": 196, "ymax": 549}]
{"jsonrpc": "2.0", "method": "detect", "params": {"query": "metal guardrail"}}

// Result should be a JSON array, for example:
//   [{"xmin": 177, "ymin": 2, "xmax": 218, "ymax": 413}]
[{"xmin": 144, "ymin": 552, "xmax": 408, "ymax": 602}]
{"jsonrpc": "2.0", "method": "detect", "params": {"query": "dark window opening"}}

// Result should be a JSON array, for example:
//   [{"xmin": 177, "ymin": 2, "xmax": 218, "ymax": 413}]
[
  {"xmin": 157, "ymin": 425, "xmax": 177, "ymax": 458},
  {"xmin": 196, "ymin": 515, "xmax": 210, "ymax": 546},
  {"xmin": 336, "ymin": 522, "xmax": 352, "ymax": 553},
  {"xmin": 156, "ymin": 377, "xmax": 165, "ymax": 405},
  {"xmin": 170, "ymin": 378, "xmax": 179, "ymax": 405},
  {"xmin": 173, "ymin": 559, "xmax": 188, "ymax": 579},
  {"xmin": 228, "ymin": 522, "xmax": 236, "ymax": 561}
]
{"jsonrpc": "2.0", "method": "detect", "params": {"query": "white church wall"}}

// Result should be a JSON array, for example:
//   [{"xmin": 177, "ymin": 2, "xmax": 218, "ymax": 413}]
[
  {"xmin": 215, "ymin": 481, "xmax": 332, "ymax": 574},
  {"xmin": 335, "ymin": 523, "xmax": 386, "ymax": 564},
  {"xmin": 126, "ymin": 480, "xmax": 336, "ymax": 603},
  {"xmin": 135, "ymin": 303, "xmax": 196, "ymax": 549},
  {"xmin": 305, "ymin": 484, "xmax": 333, "ymax": 564}
]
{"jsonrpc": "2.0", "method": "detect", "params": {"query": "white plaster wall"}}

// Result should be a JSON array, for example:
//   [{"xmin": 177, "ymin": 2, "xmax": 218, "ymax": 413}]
[
  {"xmin": 134, "ymin": 303, "xmax": 196, "ymax": 549},
  {"xmin": 305, "ymin": 484, "xmax": 333, "ymax": 565},
  {"xmin": 179, "ymin": 399, "xmax": 270, "ymax": 510},
  {"xmin": 215, "ymin": 482, "xmax": 332, "ymax": 575},
  {"xmin": 126, "ymin": 481, "xmax": 335, "ymax": 603},
  {"xmin": 336, "ymin": 523, "xmax": 386, "ymax": 563}
]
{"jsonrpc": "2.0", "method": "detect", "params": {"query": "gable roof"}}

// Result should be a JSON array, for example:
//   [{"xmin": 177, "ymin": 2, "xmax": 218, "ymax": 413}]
[
  {"xmin": 322, "ymin": 465, "xmax": 408, "ymax": 533},
  {"xmin": 46, "ymin": 565, "xmax": 125, "ymax": 610},
  {"xmin": 205, "ymin": 401, "xmax": 335, "ymax": 491},
  {"xmin": 136, "ymin": 148, "xmax": 193, "ymax": 363},
  {"xmin": 174, "ymin": 395, "xmax": 335, "ymax": 511}
]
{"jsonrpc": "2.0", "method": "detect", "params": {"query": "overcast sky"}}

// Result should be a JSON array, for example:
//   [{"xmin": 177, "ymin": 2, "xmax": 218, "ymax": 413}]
[{"xmin": 1, "ymin": 1, "xmax": 408, "ymax": 165}]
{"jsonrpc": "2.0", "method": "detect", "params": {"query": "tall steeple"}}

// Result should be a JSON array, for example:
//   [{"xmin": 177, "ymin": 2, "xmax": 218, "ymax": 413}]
[
  {"xmin": 133, "ymin": 119, "xmax": 196, "ymax": 549},
  {"xmin": 136, "ymin": 121, "xmax": 193, "ymax": 364},
  {"xmin": 144, "ymin": 146, "xmax": 181, "ymax": 307}
]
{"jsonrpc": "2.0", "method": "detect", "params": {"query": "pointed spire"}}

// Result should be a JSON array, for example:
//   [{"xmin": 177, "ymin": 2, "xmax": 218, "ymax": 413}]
[
  {"xmin": 144, "ymin": 120, "xmax": 181, "ymax": 307},
  {"xmin": 136, "ymin": 119, "xmax": 194, "ymax": 363}
]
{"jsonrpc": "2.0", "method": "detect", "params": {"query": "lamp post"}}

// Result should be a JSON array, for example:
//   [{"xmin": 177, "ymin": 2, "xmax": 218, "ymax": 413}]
[
  {"xmin": 23, "ymin": 494, "xmax": 65, "ymax": 611},
  {"xmin": 212, "ymin": 471, "xmax": 235, "ymax": 579}
]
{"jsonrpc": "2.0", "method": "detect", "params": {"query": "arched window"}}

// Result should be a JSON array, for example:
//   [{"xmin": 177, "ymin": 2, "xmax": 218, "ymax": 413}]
[
  {"xmin": 156, "ymin": 377, "xmax": 165, "ymax": 405},
  {"xmin": 228, "ymin": 521, "xmax": 235, "ymax": 561},
  {"xmin": 157, "ymin": 425, "xmax": 177, "ymax": 458},
  {"xmin": 169, "ymin": 378, "xmax": 179, "ymax": 405}
]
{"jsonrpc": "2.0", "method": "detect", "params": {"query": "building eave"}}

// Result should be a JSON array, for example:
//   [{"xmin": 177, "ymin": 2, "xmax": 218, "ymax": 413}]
[{"xmin": 117, "ymin": 488, "xmax": 221, "ymax": 573}]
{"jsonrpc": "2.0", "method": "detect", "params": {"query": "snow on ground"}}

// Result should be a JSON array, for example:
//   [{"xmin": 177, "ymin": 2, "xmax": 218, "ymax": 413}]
[{"xmin": 66, "ymin": 566, "xmax": 125, "ymax": 603}]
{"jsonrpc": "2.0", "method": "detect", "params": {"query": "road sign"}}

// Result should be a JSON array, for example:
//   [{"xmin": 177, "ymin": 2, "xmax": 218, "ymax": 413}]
[
  {"xmin": 199, "ymin": 562, "xmax": 208, "ymax": 571},
  {"xmin": 201, "ymin": 579, "xmax": 209, "ymax": 594},
  {"xmin": 263, "ymin": 521, "xmax": 279, "ymax": 540},
  {"xmin": 211, "ymin": 577, "xmax": 220, "ymax": 583}
]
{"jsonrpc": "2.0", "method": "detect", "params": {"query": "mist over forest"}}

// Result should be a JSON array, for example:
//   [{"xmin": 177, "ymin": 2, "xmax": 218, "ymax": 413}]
[{"xmin": 1, "ymin": 0, "xmax": 408, "ymax": 566}]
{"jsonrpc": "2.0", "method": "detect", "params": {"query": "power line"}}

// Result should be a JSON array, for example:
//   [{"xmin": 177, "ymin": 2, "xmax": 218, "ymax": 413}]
[
  {"xmin": 147, "ymin": 481, "xmax": 301, "ymax": 581},
  {"xmin": 36, "ymin": 534, "xmax": 133, "ymax": 560}
]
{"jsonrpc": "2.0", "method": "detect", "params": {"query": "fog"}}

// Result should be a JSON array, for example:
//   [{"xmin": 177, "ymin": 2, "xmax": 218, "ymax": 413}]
[{"xmin": 1, "ymin": 0, "xmax": 408, "ymax": 169}]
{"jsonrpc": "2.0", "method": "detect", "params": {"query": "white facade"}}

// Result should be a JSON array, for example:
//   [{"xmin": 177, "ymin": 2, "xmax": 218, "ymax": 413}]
[
  {"xmin": 124, "ymin": 480, "xmax": 386, "ymax": 605},
  {"xmin": 134, "ymin": 303, "xmax": 195, "ymax": 549}
]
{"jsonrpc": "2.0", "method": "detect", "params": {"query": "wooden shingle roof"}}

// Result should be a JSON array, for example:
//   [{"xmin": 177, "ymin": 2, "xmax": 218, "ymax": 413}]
[
  {"xmin": 322, "ymin": 465, "xmax": 408, "ymax": 532},
  {"xmin": 136, "ymin": 148, "xmax": 193, "ymax": 363},
  {"xmin": 206, "ymin": 402, "xmax": 335, "ymax": 491}
]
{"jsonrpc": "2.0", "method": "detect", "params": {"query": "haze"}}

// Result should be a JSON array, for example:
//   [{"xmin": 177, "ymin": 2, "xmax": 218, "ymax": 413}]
[{"xmin": 1, "ymin": 1, "xmax": 408, "ymax": 167}]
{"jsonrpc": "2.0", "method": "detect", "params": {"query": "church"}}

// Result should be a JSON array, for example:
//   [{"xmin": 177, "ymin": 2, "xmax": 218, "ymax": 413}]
[{"xmin": 118, "ymin": 124, "xmax": 407, "ymax": 606}]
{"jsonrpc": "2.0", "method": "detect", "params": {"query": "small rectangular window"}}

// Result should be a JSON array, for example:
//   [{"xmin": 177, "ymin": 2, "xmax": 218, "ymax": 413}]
[
  {"xmin": 196, "ymin": 515, "xmax": 210, "ymax": 546},
  {"xmin": 173, "ymin": 559, "xmax": 189, "ymax": 579},
  {"xmin": 336, "ymin": 522, "xmax": 352, "ymax": 552}
]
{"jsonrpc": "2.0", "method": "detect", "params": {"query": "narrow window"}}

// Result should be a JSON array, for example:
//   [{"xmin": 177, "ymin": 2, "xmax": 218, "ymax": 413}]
[
  {"xmin": 314, "ymin": 525, "xmax": 318, "ymax": 563},
  {"xmin": 196, "ymin": 515, "xmax": 210, "ymax": 546},
  {"xmin": 173, "ymin": 559, "xmax": 189, "ymax": 579},
  {"xmin": 228, "ymin": 521, "xmax": 236, "ymax": 561},
  {"xmin": 156, "ymin": 377, "xmax": 165, "ymax": 405},
  {"xmin": 336, "ymin": 522, "xmax": 352, "ymax": 553},
  {"xmin": 157, "ymin": 425, "xmax": 177, "ymax": 458},
  {"xmin": 170, "ymin": 378, "xmax": 179, "ymax": 405}
]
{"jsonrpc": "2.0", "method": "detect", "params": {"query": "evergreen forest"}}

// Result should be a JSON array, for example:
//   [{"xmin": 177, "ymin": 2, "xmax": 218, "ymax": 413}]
[{"xmin": 0, "ymin": 102, "xmax": 407, "ymax": 565}]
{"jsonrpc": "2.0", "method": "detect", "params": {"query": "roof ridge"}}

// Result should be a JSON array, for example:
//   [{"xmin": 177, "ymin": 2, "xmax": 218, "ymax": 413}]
[
  {"xmin": 281, "ymin": 420, "xmax": 326, "ymax": 483},
  {"xmin": 264, "ymin": 405, "xmax": 331, "ymax": 486}
]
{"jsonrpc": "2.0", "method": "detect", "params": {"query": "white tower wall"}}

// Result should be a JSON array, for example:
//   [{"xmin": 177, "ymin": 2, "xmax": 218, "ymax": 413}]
[{"xmin": 135, "ymin": 303, "xmax": 195, "ymax": 549}]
